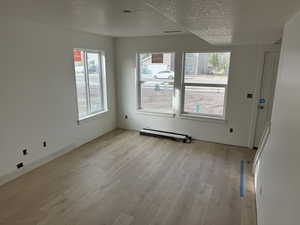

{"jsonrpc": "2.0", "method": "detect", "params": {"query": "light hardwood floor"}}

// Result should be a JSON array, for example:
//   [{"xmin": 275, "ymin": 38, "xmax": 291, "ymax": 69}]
[{"xmin": 0, "ymin": 129, "xmax": 257, "ymax": 225}]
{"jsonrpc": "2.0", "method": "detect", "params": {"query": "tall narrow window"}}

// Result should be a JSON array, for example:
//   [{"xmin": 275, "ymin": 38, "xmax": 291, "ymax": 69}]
[
  {"xmin": 182, "ymin": 52, "xmax": 231, "ymax": 118},
  {"xmin": 73, "ymin": 49, "xmax": 107, "ymax": 120},
  {"xmin": 137, "ymin": 52, "xmax": 175, "ymax": 113}
]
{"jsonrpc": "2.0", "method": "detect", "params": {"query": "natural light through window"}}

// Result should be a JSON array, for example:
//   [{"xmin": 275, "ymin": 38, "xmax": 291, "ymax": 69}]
[
  {"xmin": 137, "ymin": 52, "xmax": 175, "ymax": 113},
  {"xmin": 183, "ymin": 52, "xmax": 231, "ymax": 118},
  {"xmin": 73, "ymin": 49, "xmax": 106, "ymax": 120}
]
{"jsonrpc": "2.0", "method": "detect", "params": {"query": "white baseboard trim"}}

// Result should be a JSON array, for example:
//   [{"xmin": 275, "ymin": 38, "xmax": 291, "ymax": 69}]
[
  {"xmin": 0, "ymin": 143, "xmax": 78, "ymax": 186},
  {"xmin": 0, "ymin": 128, "xmax": 116, "ymax": 187}
]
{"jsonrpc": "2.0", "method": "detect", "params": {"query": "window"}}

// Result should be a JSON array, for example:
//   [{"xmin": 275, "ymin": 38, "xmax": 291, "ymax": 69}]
[
  {"xmin": 137, "ymin": 52, "xmax": 175, "ymax": 114},
  {"xmin": 182, "ymin": 52, "xmax": 231, "ymax": 118},
  {"xmin": 73, "ymin": 49, "xmax": 107, "ymax": 120}
]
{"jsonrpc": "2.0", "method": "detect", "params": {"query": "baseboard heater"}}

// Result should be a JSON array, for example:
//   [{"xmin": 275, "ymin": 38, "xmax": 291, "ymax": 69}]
[{"xmin": 140, "ymin": 128, "xmax": 192, "ymax": 143}]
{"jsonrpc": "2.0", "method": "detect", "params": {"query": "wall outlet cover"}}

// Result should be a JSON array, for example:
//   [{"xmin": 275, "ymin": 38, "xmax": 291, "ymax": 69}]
[
  {"xmin": 16, "ymin": 162, "xmax": 24, "ymax": 169},
  {"xmin": 22, "ymin": 149, "xmax": 28, "ymax": 155}
]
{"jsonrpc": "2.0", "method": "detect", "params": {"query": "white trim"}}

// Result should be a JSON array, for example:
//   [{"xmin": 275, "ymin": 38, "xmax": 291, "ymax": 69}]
[
  {"xmin": 180, "ymin": 51, "xmax": 232, "ymax": 121},
  {"xmin": 180, "ymin": 113, "xmax": 226, "ymax": 123},
  {"xmin": 180, "ymin": 52, "xmax": 186, "ymax": 116},
  {"xmin": 0, "ymin": 143, "xmax": 78, "ymax": 186},
  {"xmin": 136, "ymin": 52, "xmax": 176, "ymax": 114},
  {"xmin": 0, "ymin": 128, "xmax": 115, "ymax": 187},
  {"xmin": 73, "ymin": 48, "xmax": 108, "ymax": 123},
  {"xmin": 253, "ymin": 122, "xmax": 271, "ymax": 175},
  {"xmin": 249, "ymin": 49, "xmax": 280, "ymax": 148},
  {"xmin": 184, "ymin": 83, "xmax": 227, "ymax": 87},
  {"xmin": 248, "ymin": 48, "xmax": 265, "ymax": 148},
  {"xmin": 136, "ymin": 51, "xmax": 177, "ymax": 55},
  {"xmin": 136, "ymin": 53, "xmax": 141, "ymax": 111},
  {"xmin": 84, "ymin": 50, "xmax": 91, "ymax": 112},
  {"xmin": 101, "ymin": 52, "xmax": 108, "ymax": 112},
  {"xmin": 136, "ymin": 110, "xmax": 175, "ymax": 118},
  {"xmin": 77, "ymin": 110, "xmax": 108, "ymax": 125},
  {"xmin": 182, "ymin": 49, "xmax": 232, "ymax": 54}
]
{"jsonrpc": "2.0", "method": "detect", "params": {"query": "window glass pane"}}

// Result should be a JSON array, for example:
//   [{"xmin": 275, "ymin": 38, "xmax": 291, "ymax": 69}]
[
  {"xmin": 139, "ymin": 53, "xmax": 175, "ymax": 81},
  {"xmin": 87, "ymin": 52, "xmax": 103, "ymax": 113},
  {"xmin": 73, "ymin": 49, "xmax": 106, "ymax": 120},
  {"xmin": 73, "ymin": 50, "xmax": 88, "ymax": 118},
  {"xmin": 184, "ymin": 52, "xmax": 230, "ymax": 84},
  {"xmin": 184, "ymin": 86, "xmax": 225, "ymax": 116},
  {"xmin": 141, "ymin": 81, "xmax": 173, "ymax": 113},
  {"xmin": 139, "ymin": 52, "xmax": 175, "ymax": 112}
]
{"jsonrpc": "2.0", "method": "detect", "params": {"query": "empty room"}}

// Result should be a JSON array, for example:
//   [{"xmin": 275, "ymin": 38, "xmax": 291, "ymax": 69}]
[{"xmin": 1, "ymin": 1, "xmax": 300, "ymax": 225}]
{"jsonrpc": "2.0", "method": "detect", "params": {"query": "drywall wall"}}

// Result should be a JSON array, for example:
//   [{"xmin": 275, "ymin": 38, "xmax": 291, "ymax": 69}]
[
  {"xmin": 0, "ymin": 16, "xmax": 117, "ymax": 183},
  {"xmin": 255, "ymin": 11, "xmax": 300, "ymax": 225},
  {"xmin": 115, "ymin": 34, "xmax": 277, "ymax": 147}
]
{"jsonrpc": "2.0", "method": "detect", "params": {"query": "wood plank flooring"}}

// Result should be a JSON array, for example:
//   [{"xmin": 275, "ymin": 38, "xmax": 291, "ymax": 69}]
[{"xmin": 0, "ymin": 129, "xmax": 257, "ymax": 225}]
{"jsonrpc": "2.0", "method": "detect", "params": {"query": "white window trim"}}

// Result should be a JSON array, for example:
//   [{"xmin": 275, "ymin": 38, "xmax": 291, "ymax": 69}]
[
  {"xmin": 136, "ymin": 52, "xmax": 176, "ymax": 116},
  {"xmin": 179, "ymin": 113, "xmax": 228, "ymax": 123},
  {"xmin": 136, "ymin": 110, "xmax": 175, "ymax": 118},
  {"xmin": 73, "ymin": 48, "xmax": 108, "ymax": 122},
  {"xmin": 180, "ymin": 51, "xmax": 232, "ymax": 120},
  {"xmin": 77, "ymin": 110, "xmax": 108, "ymax": 125}
]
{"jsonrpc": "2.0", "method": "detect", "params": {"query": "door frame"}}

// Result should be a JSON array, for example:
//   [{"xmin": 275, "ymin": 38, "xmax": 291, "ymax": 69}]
[{"xmin": 248, "ymin": 47, "xmax": 280, "ymax": 148}]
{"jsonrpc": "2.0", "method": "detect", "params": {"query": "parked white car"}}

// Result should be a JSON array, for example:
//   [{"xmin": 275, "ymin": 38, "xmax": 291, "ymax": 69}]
[{"xmin": 153, "ymin": 70, "xmax": 175, "ymax": 79}]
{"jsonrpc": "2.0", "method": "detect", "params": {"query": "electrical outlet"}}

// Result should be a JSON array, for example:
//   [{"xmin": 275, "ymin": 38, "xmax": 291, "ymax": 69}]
[
  {"xmin": 16, "ymin": 162, "xmax": 24, "ymax": 169},
  {"xmin": 22, "ymin": 149, "xmax": 28, "ymax": 155}
]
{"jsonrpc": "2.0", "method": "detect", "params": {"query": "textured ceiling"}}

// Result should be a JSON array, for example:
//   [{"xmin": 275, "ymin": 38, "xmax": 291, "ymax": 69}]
[
  {"xmin": 1, "ymin": 0, "xmax": 300, "ymax": 44},
  {"xmin": 0, "ymin": 0, "xmax": 186, "ymax": 37},
  {"xmin": 145, "ymin": 0, "xmax": 300, "ymax": 44}
]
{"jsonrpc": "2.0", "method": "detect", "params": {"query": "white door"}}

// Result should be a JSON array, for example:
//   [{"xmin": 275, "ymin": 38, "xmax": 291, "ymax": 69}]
[{"xmin": 254, "ymin": 52, "xmax": 280, "ymax": 147}]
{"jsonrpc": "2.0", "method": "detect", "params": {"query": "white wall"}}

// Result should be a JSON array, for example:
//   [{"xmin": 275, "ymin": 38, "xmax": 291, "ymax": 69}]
[
  {"xmin": 0, "ymin": 16, "xmax": 117, "ymax": 183},
  {"xmin": 255, "ymin": 11, "xmax": 300, "ymax": 225},
  {"xmin": 115, "ymin": 35, "xmax": 276, "ymax": 147}
]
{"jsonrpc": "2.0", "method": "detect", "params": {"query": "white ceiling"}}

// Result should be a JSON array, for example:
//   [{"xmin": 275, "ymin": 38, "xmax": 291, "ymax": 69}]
[
  {"xmin": 145, "ymin": 0, "xmax": 300, "ymax": 45},
  {"xmin": 2, "ymin": 0, "xmax": 300, "ymax": 45},
  {"xmin": 1, "ymin": 0, "xmax": 187, "ymax": 37}
]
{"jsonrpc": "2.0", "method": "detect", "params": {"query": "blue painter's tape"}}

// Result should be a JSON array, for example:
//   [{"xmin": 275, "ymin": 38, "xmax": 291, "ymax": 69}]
[
  {"xmin": 240, "ymin": 160, "xmax": 245, "ymax": 197},
  {"xmin": 259, "ymin": 98, "xmax": 266, "ymax": 104}
]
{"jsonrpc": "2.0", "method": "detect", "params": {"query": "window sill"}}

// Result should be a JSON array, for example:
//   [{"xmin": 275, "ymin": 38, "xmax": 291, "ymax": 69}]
[
  {"xmin": 136, "ymin": 110, "xmax": 175, "ymax": 118},
  {"xmin": 77, "ymin": 110, "xmax": 108, "ymax": 125},
  {"xmin": 179, "ymin": 113, "xmax": 227, "ymax": 123}
]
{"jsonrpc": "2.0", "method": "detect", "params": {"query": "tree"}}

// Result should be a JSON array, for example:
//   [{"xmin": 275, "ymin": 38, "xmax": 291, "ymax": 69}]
[
  {"xmin": 208, "ymin": 53, "xmax": 220, "ymax": 71},
  {"xmin": 208, "ymin": 53, "xmax": 229, "ymax": 74}
]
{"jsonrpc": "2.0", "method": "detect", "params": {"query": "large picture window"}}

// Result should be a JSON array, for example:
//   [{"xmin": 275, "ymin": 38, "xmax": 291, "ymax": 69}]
[
  {"xmin": 182, "ymin": 52, "xmax": 231, "ymax": 118},
  {"xmin": 137, "ymin": 52, "xmax": 175, "ymax": 113},
  {"xmin": 73, "ymin": 49, "xmax": 107, "ymax": 120}
]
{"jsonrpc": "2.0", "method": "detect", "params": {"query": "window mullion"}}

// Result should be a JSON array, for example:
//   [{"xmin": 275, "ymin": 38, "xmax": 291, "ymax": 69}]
[
  {"xmin": 98, "ymin": 53, "xmax": 104, "ymax": 111},
  {"xmin": 184, "ymin": 83, "xmax": 227, "ymax": 88},
  {"xmin": 137, "ymin": 53, "xmax": 142, "ymax": 110},
  {"xmin": 138, "ymin": 80, "xmax": 143, "ymax": 110},
  {"xmin": 84, "ymin": 51, "xmax": 91, "ymax": 114}
]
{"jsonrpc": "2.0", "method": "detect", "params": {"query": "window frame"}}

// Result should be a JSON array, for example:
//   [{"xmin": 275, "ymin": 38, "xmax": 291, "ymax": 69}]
[
  {"xmin": 180, "ymin": 51, "xmax": 232, "ymax": 120},
  {"xmin": 136, "ymin": 51, "xmax": 176, "ymax": 116},
  {"xmin": 73, "ymin": 48, "xmax": 108, "ymax": 122}
]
